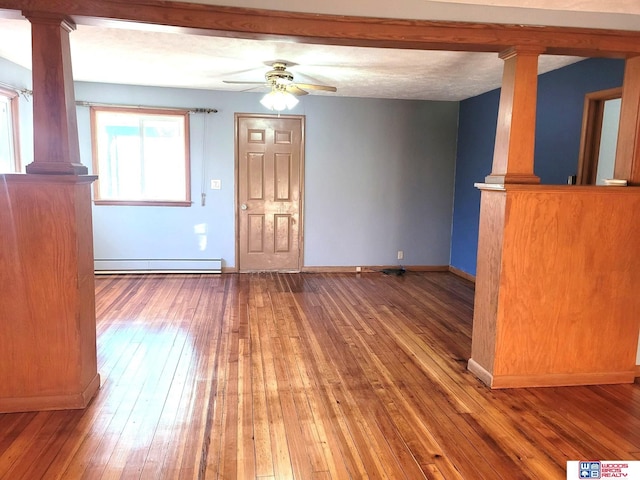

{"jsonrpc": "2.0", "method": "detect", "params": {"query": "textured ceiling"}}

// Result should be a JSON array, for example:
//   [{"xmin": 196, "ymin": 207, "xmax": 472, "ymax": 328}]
[{"xmin": 0, "ymin": 0, "xmax": 636, "ymax": 101}]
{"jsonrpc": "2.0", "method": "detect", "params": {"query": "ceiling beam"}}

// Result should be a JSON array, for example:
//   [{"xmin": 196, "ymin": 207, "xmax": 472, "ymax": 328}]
[{"xmin": 2, "ymin": 0, "xmax": 640, "ymax": 57}]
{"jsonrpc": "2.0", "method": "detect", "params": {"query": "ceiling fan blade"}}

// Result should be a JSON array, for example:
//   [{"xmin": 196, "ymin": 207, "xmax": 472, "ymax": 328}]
[
  {"xmin": 222, "ymin": 80, "xmax": 268, "ymax": 86},
  {"xmin": 286, "ymin": 85, "xmax": 309, "ymax": 96},
  {"xmin": 295, "ymin": 83, "xmax": 337, "ymax": 93}
]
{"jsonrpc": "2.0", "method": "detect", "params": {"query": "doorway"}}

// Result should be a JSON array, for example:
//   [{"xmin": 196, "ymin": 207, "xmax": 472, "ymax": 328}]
[
  {"xmin": 576, "ymin": 87, "xmax": 622, "ymax": 184},
  {"xmin": 235, "ymin": 113, "xmax": 305, "ymax": 272}
]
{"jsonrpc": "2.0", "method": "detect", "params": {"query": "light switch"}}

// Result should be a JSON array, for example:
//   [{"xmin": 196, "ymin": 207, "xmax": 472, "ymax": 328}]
[{"xmin": 210, "ymin": 179, "xmax": 221, "ymax": 190}]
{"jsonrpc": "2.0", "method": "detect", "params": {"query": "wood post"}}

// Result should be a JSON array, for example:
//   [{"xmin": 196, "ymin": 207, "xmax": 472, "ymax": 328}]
[
  {"xmin": 0, "ymin": 11, "xmax": 99, "ymax": 412},
  {"xmin": 23, "ymin": 12, "xmax": 87, "ymax": 175},
  {"xmin": 470, "ymin": 48, "xmax": 640, "ymax": 389},
  {"xmin": 485, "ymin": 47, "xmax": 542, "ymax": 185},
  {"xmin": 614, "ymin": 55, "xmax": 640, "ymax": 185}
]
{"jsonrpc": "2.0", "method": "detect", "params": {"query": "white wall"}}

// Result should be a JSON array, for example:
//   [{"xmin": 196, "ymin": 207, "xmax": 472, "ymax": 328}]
[{"xmin": 75, "ymin": 82, "xmax": 459, "ymax": 269}]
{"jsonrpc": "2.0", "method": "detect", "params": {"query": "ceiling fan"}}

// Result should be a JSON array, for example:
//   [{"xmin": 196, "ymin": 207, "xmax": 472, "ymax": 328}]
[{"xmin": 223, "ymin": 61, "xmax": 337, "ymax": 96}]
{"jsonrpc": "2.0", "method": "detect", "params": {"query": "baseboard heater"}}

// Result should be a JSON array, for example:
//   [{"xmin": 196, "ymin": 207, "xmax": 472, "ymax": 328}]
[{"xmin": 94, "ymin": 259, "xmax": 222, "ymax": 274}]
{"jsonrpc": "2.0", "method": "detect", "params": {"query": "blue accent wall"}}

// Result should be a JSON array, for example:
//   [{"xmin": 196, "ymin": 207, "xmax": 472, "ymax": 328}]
[{"xmin": 450, "ymin": 58, "xmax": 625, "ymax": 276}]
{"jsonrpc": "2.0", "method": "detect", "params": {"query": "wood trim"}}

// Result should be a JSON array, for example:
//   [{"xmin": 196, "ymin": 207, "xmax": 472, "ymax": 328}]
[
  {"xmin": 0, "ymin": 173, "xmax": 98, "ymax": 184},
  {"xmin": 144, "ymin": 265, "xmax": 449, "ymax": 274},
  {"xmin": 585, "ymin": 87, "xmax": 624, "ymax": 103},
  {"xmin": 470, "ymin": 190, "xmax": 506, "ymax": 375},
  {"xmin": 475, "ymin": 183, "xmax": 640, "ymax": 194},
  {"xmin": 301, "ymin": 267, "xmax": 365, "ymax": 274},
  {"xmin": 471, "ymin": 358, "xmax": 638, "ymax": 388},
  {"xmin": 449, "ymin": 266, "xmax": 476, "ymax": 283},
  {"xmin": 1, "ymin": 0, "xmax": 640, "ymax": 57},
  {"xmin": 576, "ymin": 87, "xmax": 622, "ymax": 185},
  {"xmin": 299, "ymin": 115, "xmax": 306, "ymax": 273},
  {"xmin": 407, "ymin": 265, "xmax": 450, "ymax": 272},
  {"xmin": 615, "ymin": 56, "xmax": 640, "ymax": 185},
  {"xmin": 90, "ymin": 106, "xmax": 192, "ymax": 205},
  {"xmin": 0, "ymin": 374, "xmax": 100, "ymax": 413},
  {"xmin": 489, "ymin": 371, "xmax": 636, "ymax": 389},
  {"xmin": 467, "ymin": 358, "xmax": 494, "ymax": 387},
  {"xmin": 300, "ymin": 265, "xmax": 449, "ymax": 273}
]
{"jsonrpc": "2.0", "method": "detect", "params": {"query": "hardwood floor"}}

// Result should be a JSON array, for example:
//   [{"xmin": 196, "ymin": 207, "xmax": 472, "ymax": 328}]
[{"xmin": 0, "ymin": 272, "xmax": 638, "ymax": 479}]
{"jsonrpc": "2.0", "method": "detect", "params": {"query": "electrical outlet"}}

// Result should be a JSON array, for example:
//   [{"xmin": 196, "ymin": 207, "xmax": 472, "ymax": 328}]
[
  {"xmin": 355, "ymin": 266, "xmax": 362, "ymax": 273},
  {"xmin": 210, "ymin": 179, "xmax": 221, "ymax": 190},
  {"xmin": 397, "ymin": 250, "xmax": 404, "ymax": 260}
]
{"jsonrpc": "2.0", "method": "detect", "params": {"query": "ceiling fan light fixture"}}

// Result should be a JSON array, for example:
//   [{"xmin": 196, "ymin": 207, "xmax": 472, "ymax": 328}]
[{"xmin": 260, "ymin": 89, "xmax": 299, "ymax": 111}]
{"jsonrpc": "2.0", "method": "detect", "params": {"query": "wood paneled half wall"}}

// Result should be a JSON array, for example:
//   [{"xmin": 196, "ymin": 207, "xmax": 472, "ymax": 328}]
[
  {"xmin": 0, "ymin": 174, "xmax": 100, "ymax": 412},
  {"xmin": 470, "ymin": 184, "xmax": 640, "ymax": 388}
]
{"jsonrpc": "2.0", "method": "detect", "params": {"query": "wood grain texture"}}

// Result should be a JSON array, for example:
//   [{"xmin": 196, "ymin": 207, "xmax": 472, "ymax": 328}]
[
  {"xmin": 470, "ymin": 189, "xmax": 506, "ymax": 374},
  {"xmin": 615, "ymin": 56, "xmax": 640, "ymax": 185},
  {"xmin": 1, "ymin": 272, "xmax": 637, "ymax": 479},
  {"xmin": 472, "ymin": 184, "xmax": 640, "ymax": 388},
  {"xmin": 486, "ymin": 47, "xmax": 541, "ymax": 185},
  {"xmin": 0, "ymin": 174, "xmax": 99, "ymax": 412},
  {"xmin": 236, "ymin": 114, "xmax": 304, "ymax": 272},
  {"xmin": 23, "ymin": 13, "xmax": 86, "ymax": 175},
  {"xmin": 1, "ymin": 0, "xmax": 640, "ymax": 56}
]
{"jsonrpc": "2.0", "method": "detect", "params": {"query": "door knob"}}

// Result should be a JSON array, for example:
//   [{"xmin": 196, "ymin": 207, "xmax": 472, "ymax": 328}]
[{"xmin": 240, "ymin": 203, "xmax": 248, "ymax": 210}]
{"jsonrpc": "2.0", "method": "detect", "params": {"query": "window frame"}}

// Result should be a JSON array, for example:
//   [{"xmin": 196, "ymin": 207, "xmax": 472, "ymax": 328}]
[
  {"xmin": 90, "ymin": 106, "xmax": 192, "ymax": 207},
  {"xmin": 0, "ymin": 86, "xmax": 22, "ymax": 173}
]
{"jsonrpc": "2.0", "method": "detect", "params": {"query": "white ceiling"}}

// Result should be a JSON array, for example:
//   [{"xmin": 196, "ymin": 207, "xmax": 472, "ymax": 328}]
[{"xmin": 0, "ymin": 0, "xmax": 638, "ymax": 101}]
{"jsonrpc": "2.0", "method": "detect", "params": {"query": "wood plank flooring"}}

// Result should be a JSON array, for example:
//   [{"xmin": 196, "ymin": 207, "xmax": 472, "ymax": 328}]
[{"xmin": 0, "ymin": 272, "xmax": 638, "ymax": 479}]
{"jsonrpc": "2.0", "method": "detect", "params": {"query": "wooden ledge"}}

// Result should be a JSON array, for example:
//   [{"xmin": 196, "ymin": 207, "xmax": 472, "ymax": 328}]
[
  {"xmin": 474, "ymin": 182, "xmax": 640, "ymax": 194},
  {"xmin": 0, "ymin": 173, "xmax": 98, "ymax": 185}
]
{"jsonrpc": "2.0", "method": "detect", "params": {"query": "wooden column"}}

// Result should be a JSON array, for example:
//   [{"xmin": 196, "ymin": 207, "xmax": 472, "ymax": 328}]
[
  {"xmin": 24, "ymin": 12, "xmax": 86, "ymax": 175},
  {"xmin": 485, "ymin": 47, "xmax": 542, "ymax": 185},
  {"xmin": 470, "ymin": 47, "xmax": 544, "ymax": 387},
  {"xmin": 469, "ymin": 48, "xmax": 640, "ymax": 388},
  {"xmin": 614, "ymin": 55, "xmax": 640, "ymax": 185},
  {"xmin": 0, "ymin": 11, "xmax": 99, "ymax": 412}
]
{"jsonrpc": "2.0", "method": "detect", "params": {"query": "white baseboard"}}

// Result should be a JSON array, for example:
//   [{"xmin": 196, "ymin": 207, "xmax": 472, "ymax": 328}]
[{"xmin": 94, "ymin": 259, "xmax": 222, "ymax": 273}]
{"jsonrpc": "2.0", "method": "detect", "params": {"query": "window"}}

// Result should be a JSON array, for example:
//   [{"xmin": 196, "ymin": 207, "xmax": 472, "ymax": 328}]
[
  {"xmin": 0, "ymin": 88, "xmax": 20, "ymax": 173},
  {"xmin": 91, "ymin": 107, "xmax": 191, "ymax": 206}
]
